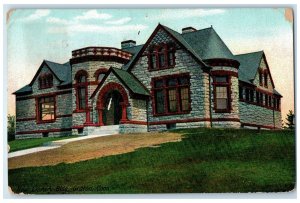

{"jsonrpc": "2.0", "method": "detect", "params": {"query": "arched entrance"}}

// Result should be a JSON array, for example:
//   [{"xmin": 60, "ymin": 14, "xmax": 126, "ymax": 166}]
[
  {"xmin": 97, "ymin": 82, "xmax": 129, "ymax": 126},
  {"xmin": 103, "ymin": 90, "xmax": 123, "ymax": 125}
]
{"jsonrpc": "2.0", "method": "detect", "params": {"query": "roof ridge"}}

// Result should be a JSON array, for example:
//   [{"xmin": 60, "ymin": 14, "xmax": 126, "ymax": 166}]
[
  {"xmin": 235, "ymin": 50, "xmax": 264, "ymax": 56},
  {"xmin": 181, "ymin": 27, "xmax": 213, "ymax": 35}
]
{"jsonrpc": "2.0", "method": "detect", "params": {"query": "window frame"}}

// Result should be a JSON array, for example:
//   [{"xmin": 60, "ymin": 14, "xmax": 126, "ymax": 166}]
[
  {"xmin": 151, "ymin": 73, "xmax": 191, "ymax": 116},
  {"xmin": 36, "ymin": 96, "xmax": 56, "ymax": 124},
  {"xmin": 38, "ymin": 73, "xmax": 53, "ymax": 89},
  {"xmin": 147, "ymin": 43, "xmax": 176, "ymax": 71},
  {"xmin": 75, "ymin": 70, "xmax": 88, "ymax": 112},
  {"xmin": 213, "ymin": 75, "xmax": 231, "ymax": 113}
]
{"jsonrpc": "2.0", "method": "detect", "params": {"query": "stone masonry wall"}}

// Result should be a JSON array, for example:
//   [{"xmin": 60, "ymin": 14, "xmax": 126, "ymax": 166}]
[
  {"xmin": 131, "ymin": 28, "xmax": 209, "ymax": 131},
  {"xmin": 239, "ymin": 101, "xmax": 282, "ymax": 129},
  {"xmin": 15, "ymin": 64, "xmax": 73, "ymax": 139},
  {"xmin": 71, "ymin": 61, "xmax": 124, "ymax": 128}
]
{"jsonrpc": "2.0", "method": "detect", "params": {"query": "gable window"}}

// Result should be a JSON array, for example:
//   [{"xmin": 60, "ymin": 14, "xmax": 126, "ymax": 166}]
[
  {"xmin": 264, "ymin": 71, "xmax": 268, "ymax": 87},
  {"xmin": 39, "ymin": 73, "xmax": 53, "ymax": 89},
  {"xmin": 152, "ymin": 74, "xmax": 190, "ymax": 116},
  {"xmin": 38, "ymin": 96, "xmax": 55, "ymax": 122},
  {"xmin": 213, "ymin": 76, "xmax": 231, "ymax": 113},
  {"xmin": 239, "ymin": 86, "xmax": 243, "ymax": 100},
  {"xmin": 148, "ymin": 44, "xmax": 175, "ymax": 71},
  {"xmin": 75, "ymin": 70, "xmax": 88, "ymax": 111}
]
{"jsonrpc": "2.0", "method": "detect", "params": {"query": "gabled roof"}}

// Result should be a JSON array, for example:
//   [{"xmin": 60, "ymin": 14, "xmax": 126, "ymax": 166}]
[
  {"xmin": 235, "ymin": 51, "xmax": 264, "ymax": 83},
  {"xmin": 14, "ymin": 60, "xmax": 71, "ymax": 95},
  {"xmin": 125, "ymin": 24, "xmax": 211, "ymax": 72},
  {"xmin": 91, "ymin": 67, "xmax": 149, "ymax": 99},
  {"xmin": 13, "ymin": 85, "xmax": 32, "ymax": 95},
  {"xmin": 122, "ymin": 44, "xmax": 143, "ymax": 70},
  {"xmin": 182, "ymin": 27, "xmax": 235, "ymax": 60}
]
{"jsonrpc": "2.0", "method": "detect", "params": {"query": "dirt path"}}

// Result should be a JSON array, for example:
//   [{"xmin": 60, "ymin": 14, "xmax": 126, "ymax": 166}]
[{"xmin": 8, "ymin": 132, "xmax": 182, "ymax": 169}]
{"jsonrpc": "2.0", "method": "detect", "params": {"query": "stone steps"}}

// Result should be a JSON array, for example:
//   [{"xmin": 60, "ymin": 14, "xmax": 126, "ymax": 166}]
[{"xmin": 87, "ymin": 125, "xmax": 120, "ymax": 136}]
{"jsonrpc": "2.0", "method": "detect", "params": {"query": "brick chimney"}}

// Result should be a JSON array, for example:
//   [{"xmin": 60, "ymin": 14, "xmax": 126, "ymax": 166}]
[
  {"xmin": 121, "ymin": 40, "xmax": 136, "ymax": 49},
  {"xmin": 182, "ymin": 27, "xmax": 197, "ymax": 34}
]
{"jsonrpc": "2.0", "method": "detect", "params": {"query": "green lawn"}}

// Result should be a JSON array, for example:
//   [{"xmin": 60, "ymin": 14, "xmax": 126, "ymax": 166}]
[
  {"xmin": 8, "ymin": 135, "xmax": 79, "ymax": 152},
  {"xmin": 8, "ymin": 128, "xmax": 295, "ymax": 194}
]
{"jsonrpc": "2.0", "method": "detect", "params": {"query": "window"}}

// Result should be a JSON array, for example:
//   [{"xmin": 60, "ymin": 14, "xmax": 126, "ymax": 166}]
[
  {"xmin": 264, "ymin": 72, "xmax": 268, "ymax": 87},
  {"xmin": 249, "ymin": 89, "xmax": 254, "ymax": 102},
  {"xmin": 265, "ymin": 94, "xmax": 268, "ymax": 107},
  {"xmin": 39, "ymin": 74, "xmax": 53, "ymax": 89},
  {"xmin": 268, "ymin": 95, "xmax": 272, "ymax": 107},
  {"xmin": 245, "ymin": 89, "xmax": 250, "ymax": 101},
  {"xmin": 148, "ymin": 44, "xmax": 175, "ymax": 70},
  {"xmin": 256, "ymin": 91, "xmax": 260, "ymax": 104},
  {"xmin": 152, "ymin": 74, "xmax": 190, "ymax": 115},
  {"xmin": 213, "ymin": 76, "xmax": 230, "ymax": 112},
  {"xmin": 75, "ymin": 70, "xmax": 88, "ymax": 111},
  {"xmin": 239, "ymin": 86, "xmax": 243, "ymax": 100},
  {"xmin": 38, "ymin": 97, "xmax": 55, "ymax": 122},
  {"xmin": 94, "ymin": 68, "xmax": 108, "ymax": 83},
  {"xmin": 259, "ymin": 70, "xmax": 263, "ymax": 86}
]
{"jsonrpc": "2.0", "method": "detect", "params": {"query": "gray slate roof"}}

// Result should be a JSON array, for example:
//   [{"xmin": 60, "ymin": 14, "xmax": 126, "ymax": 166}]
[
  {"xmin": 112, "ymin": 68, "xmax": 149, "ymax": 96},
  {"xmin": 182, "ymin": 27, "xmax": 235, "ymax": 60},
  {"xmin": 14, "ymin": 60, "xmax": 71, "ymax": 95},
  {"xmin": 235, "ymin": 51, "xmax": 264, "ymax": 83}
]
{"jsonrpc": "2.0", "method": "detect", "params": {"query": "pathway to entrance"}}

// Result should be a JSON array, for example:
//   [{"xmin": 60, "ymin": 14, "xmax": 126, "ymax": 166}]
[
  {"xmin": 8, "ymin": 132, "xmax": 182, "ymax": 169},
  {"xmin": 8, "ymin": 132, "xmax": 114, "ymax": 159}
]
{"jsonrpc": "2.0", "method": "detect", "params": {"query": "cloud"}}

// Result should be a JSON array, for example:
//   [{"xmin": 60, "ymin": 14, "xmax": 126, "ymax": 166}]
[
  {"xmin": 22, "ymin": 9, "xmax": 50, "ymax": 22},
  {"xmin": 75, "ymin": 10, "xmax": 112, "ymax": 21},
  {"xmin": 148, "ymin": 9, "xmax": 225, "ymax": 21},
  {"xmin": 46, "ymin": 17, "xmax": 71, "ymax": 25},
  {"xmin": 105, "ymin": 17, "xmax": 131, "ymax": 25},
  {"xmin": 48, "ymin": 23, "xmax": 148, "ymax": 34}
]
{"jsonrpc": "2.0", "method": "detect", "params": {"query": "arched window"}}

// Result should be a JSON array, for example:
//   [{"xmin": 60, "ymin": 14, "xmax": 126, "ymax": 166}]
[
  {"xmin": 75, "ymin": 70, "xmax": 88, "ymax": 110},
  {"xmin": 94, "ymin": 68, "xmax": 108, "ymax": 83}
]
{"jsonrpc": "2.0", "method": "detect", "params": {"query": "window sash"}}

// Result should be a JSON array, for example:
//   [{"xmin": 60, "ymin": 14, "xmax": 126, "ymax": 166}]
[
  {"xmin": 155, "ymin": 90, "xmax": 165, "ymax": 114},
  {"xmin": 39, "ymin": 97, "xmax": 55, "ymax": 121},
  {"xmin": 215, "ymin": 86, "xmax": 228, "ymax": 110},
  {"xmin": 78, "ymin": 87, "xmax": 86, "ymax": 109}
]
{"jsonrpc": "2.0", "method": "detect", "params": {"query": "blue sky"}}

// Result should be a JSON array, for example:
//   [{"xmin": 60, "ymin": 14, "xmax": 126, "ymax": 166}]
[{"xmin": 7, "ymin": 8, "xmax": 294, "ymax": 118}]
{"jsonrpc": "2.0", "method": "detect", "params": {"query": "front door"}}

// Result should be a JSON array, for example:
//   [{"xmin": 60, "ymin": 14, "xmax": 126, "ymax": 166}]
[{"xmin": 103, "ymin": 91, "xmax": 122, "ymax": 125}]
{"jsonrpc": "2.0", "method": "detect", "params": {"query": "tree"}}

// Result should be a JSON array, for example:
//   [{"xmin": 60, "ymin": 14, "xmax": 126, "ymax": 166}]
[
  {"xmin": 285, "ymin": 110, "xmax": 295, "ymax": 130},
  {"xmin": 7, "ymin": 114, "xmax": 16, "ymax": 141}
]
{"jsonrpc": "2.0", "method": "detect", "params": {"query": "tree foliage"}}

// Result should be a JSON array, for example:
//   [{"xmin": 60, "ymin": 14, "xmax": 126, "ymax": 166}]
[
  {"xmin": 7, "ymin": 114, "xmax": 16, "ymax": 141},
  {"xmin": 285, "ymin": 110, "xmax": 295, "ymax": 130}
]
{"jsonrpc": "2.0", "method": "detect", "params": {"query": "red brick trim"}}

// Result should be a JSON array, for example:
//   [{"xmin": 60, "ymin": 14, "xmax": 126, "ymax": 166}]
[
  {"xmin": 16, "ymin": 117, "xmax": 36, "ymax": 122},
  {"xmin": 211, "ymin": 70, "xmax": 238, "ymax": 78},
  {"xmin": 72, "ymin": 125, "xmax": 84, "ymax": 129},
  {"xmin": 56, "ymin": 114, "xmax": 72, "ymax": 118},
  {"xmin": 94, "ymin": 68, "xmax": 108, "ymax": 80},
  {"xmin": 16, "ymin": 128, "xmax": 72, "ymax": 135},
  {"xmin": 16, "ymin": 90, "xmax": 72, "ymax": 101},
  {"xmin": 204, "ymin": 58, "xmax": 240, "ymax": 69},
  {"xmin": 149, "ymin": 118, "xmax": 240, "ymax": 125},
  {"xmin": 16, "ymin": 114, "xmax": 72, "ymax": 122},
  {"xmin": 70, "ymin": 55, "xmax": 130, "ymax": 65},
  {"xmin": 97, "ymin": 82, "xmax": 129, "ymax": 108},
  {"xmin": 241, "ymin": 122, "xmax": 280, "ymax": 130},
  {"xmin": 120, "ymin": 120, "xmax": 148, "ymax": 125}
]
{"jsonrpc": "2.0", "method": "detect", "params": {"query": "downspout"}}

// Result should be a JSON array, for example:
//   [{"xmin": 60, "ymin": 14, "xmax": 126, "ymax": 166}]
[
  {"xmin": 146, "ymin": 98, "xmax": 149, "ymax": 132},
  {"xmin": 208, "ymin": 69, "xmax": 213, "ymax": 128}
]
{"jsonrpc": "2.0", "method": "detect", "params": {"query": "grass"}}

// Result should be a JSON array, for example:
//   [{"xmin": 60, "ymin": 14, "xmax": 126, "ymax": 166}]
[
  {"xmin": 8, "ymin": 128, "xmax": 295, "ymax": 194},
  {"xmin": 8, "ymin": 135, "xmax": 79, "ymax": 152}
]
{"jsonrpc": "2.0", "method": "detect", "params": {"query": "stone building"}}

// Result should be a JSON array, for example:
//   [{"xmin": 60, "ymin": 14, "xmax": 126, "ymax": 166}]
[{"xmin": 14, "ymin": 24, "xmax": 282, "ymax": 139}]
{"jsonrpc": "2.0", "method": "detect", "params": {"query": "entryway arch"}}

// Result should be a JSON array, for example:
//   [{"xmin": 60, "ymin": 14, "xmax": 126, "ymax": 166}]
[{"xmin": 97, "ymin": 82, "xmax": 129, "ymax": 126}]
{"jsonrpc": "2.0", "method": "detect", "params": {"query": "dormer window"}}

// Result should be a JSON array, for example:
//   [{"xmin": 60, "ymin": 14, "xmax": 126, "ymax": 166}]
[
  {"xmin": 148, "ymin": 43, "xmax": 175, "ymax": 71},
  {"xmin": 39, "ymin": 73, "xmax": 53, "ymax": 89}
]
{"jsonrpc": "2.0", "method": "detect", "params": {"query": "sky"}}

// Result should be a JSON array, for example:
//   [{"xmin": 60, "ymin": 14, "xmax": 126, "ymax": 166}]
[{"xmin": 7, "ymin": 8, "xmax": 294, "ymax": 122}]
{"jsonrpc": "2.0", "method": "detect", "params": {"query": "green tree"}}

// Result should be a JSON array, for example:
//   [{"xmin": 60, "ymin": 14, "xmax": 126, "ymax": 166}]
[
  {"xmin": 7, "ymin": 114, "xmax": 16, "ymax": 141},
  {"xmin": 285, "ymin": 110, "xmax": 295, "ymax": 129}
]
